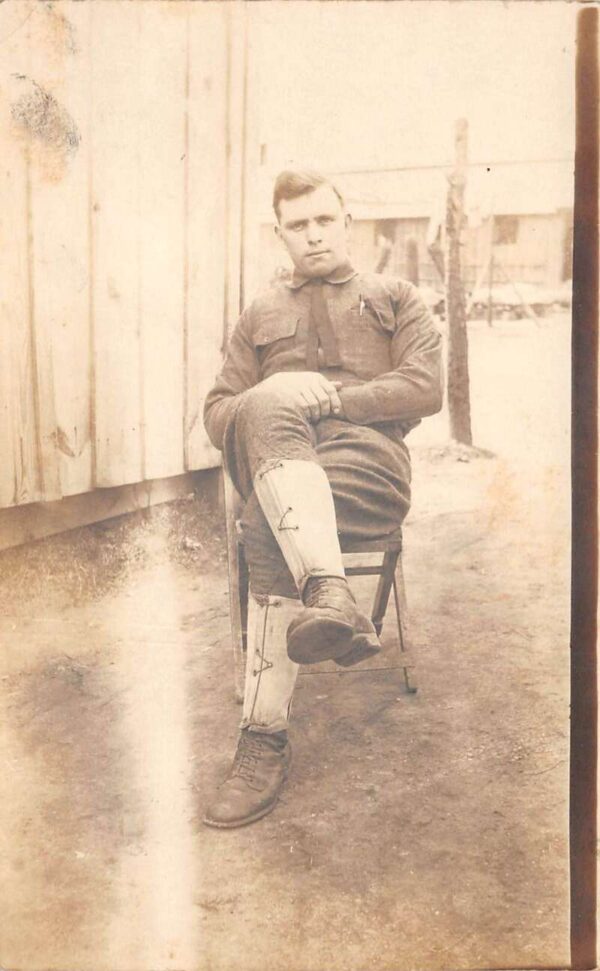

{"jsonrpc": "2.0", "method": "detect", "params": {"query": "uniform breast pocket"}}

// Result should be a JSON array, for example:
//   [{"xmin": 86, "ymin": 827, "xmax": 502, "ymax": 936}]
[
  {"xmin": 254, "ymin": 313, "xmax": 305, "ymax": 374},
  {"xmin": 337, "ymin": 297, "xmax": 395, "ymax": 377},
  {"xmin": 348, "ymin": 296, "xmax": 396, "ymax": 335},
  {"xmin": 254, "ymin": 314, "xmax": 301, "ymax": 347}
]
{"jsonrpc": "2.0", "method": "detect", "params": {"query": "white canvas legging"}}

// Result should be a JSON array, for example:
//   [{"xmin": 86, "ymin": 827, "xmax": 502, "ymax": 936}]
[{"xmin": 222, "ymin": 385, "xmax": 411, "ymax": 597}]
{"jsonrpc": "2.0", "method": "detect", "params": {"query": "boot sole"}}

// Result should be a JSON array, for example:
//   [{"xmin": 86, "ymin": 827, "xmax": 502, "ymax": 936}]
[
  {"xmin": 335, "ymin": 639, "xmax": 382, "ymax": 667},
  {"xmin": 203, "ymin": 795, "xmax": 281, "ymax": 829},
  {"xmin": 287, "ymin": 616, "xmax": 355, "ymax": 664}
]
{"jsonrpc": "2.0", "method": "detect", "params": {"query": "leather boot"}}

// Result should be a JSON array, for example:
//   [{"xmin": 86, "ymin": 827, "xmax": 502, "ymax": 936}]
[
  {"xmin": 253, "ymin": 460, "xmax": 381, "ymax": 666},
  {"xmin": 203, "ymin": 728, "xmax": 290, "ymax": 828},
  {"xmin": 287, "ymin": 576, "xmax": 380, "ymax": 665}
]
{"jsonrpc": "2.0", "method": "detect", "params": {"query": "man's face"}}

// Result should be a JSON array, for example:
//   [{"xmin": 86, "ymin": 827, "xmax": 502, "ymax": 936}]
[{"xmin": 275, "ymin": 183, "xmax": 352, "ymax": 279}]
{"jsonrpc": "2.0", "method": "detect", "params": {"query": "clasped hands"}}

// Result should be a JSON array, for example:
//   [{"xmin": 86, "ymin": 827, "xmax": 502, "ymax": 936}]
[{"xmin": 259, "ymin": 371, "xmax": 343, "ymax": 423}]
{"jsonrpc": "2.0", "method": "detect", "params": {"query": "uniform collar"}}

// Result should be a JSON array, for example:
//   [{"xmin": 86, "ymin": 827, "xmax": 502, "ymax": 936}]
[{"xmin": 286, "ymin": 260, "xmax": 358, "ymax": 290}]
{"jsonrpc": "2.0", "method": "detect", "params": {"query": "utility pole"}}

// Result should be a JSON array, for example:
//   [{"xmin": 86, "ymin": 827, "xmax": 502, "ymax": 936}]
[{"xmin": 445, "ymin": 118, "xmax": 473, "ymax": 445}]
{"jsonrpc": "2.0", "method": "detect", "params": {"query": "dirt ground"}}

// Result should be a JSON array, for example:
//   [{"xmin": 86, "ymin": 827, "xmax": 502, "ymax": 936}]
[{"xmin": 0, "ymin": 315, "xmax": 571, "ymax": 971}]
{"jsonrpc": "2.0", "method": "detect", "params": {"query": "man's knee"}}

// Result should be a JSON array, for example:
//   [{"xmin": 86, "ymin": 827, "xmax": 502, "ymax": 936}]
[{"xmin": 235, "ymin": 384, "xmax": 307, "ymax": 432}]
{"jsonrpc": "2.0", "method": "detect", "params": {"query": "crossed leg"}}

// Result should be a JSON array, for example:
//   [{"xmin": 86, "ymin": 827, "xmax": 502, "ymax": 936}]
[{"xmin": 224, "ymin": 385, "xmax": 412, "ymax": 598}]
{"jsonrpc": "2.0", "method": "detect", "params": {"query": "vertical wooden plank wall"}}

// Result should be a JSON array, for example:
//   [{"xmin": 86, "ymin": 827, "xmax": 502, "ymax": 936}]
[
  {"xmin": 185, "ymin": 3, "xmax": 229, "ymax": 471},
  {"xmin": 0, "ymin": 0, "xmax": 244, "ymax": 509},
  {"xmin": 0, "ymin": 5, "xmax": 42, "ymax": 507},
  {"xmin": 138, "ymin": 4, "xmax": 187, "ymax": 481},
  {"xmin": 223, "ymin": 3, "xmax": 247, "ymax": 344},
  {"xmin": 241, "ymin": 6, "xmax": 263, "ymax": 307},
  {"xmin": 22, "ymin": 9, "xmax": 60, "ymax": 503},
  {"xmin": 28, "ymin": 2, "xmax": 92, "ymax": 499},
  {"xmin": 90, "ymin": 1, "xmax": 144, "ymax": 488}
]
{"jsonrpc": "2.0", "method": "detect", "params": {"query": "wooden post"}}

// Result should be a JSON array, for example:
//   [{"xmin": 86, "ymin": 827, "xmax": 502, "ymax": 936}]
[
  {"xmin": 487, "ymin": 218, "xmax": 494, "ymax": 328},
  {"xmin": 445, "ymin": 118, "xmax": 473, "ymax": 445},
  {"xmin": 406, "ymin": 237, "xmax": 419, "ymax": 286}
]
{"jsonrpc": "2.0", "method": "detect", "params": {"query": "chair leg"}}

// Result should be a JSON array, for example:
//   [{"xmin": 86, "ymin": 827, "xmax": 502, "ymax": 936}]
[
  {"xmin": 371, "ymin": 550, "xmax": 400, "ymax": 636},
  {"xmin": 239, "ymin": 545, "xmax": 250, "ymax": 655},
  {"xmin": 392, "ymin": 557, "xmax": 417, "ymax": 694},
  {"xmin": 225, "ymin": 560, "xmax": 246, "ymax": 702},
  {"xmin": 223, "ymin": 467, "xmax": 249, "ymax": 703},
  {"xmin": 230, "ymin": 545, "xmax": 249, "ymax": 704}
]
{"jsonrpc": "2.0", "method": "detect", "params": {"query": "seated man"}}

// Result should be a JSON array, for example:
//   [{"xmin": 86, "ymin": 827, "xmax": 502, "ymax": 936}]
[{"xmin": 202, "ymin": 169, "xmax": 443, "ymax": 828}]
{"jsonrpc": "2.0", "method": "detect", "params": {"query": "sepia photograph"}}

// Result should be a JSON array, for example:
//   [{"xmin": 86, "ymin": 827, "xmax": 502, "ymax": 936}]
[{"xmin": 0, "ymin": 2, "xmax": 590, "ymax": 969}]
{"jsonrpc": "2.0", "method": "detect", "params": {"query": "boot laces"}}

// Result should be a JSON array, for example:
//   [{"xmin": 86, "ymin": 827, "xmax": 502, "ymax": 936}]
[
  {"xmin": 303, "ymin": 576, "xmax": 353, "ymax": 609},
  {"xmin": 231, "ymin": 733, "xmax": 271, "ymax": 784}
]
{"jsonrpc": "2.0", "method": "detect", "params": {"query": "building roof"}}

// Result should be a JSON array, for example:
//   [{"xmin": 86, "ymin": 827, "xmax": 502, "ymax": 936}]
[
  {"xmin": 257, "ymin": 159, "xmax": 574, "ymax": 223},
  {"xmin": 336, "ymin": 159, "xmax": 574, "ymax": 221}
]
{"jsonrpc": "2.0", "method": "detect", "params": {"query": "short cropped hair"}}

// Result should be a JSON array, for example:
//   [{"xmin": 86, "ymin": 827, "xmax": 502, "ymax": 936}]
[{"xmin": 272, "ymin": 169, "xmax": 344, "ymax": 221}]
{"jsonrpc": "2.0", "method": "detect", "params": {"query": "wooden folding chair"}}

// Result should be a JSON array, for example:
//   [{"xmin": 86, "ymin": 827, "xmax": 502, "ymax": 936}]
[{"xmin": 223, "ymin": 469, "xmax": 416, "ymax": 703}]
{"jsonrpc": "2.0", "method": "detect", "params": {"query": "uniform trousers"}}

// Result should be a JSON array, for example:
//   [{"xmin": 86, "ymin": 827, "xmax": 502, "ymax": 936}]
[{"xmin": 222, "ymin": 384, "xmax": 412, "ymax": 598}]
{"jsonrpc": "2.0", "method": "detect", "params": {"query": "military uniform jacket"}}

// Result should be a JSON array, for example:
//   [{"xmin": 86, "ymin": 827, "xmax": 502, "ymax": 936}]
[{"xmin": 203, "ymin": 264, "xmax": 444, "ymax": 450}]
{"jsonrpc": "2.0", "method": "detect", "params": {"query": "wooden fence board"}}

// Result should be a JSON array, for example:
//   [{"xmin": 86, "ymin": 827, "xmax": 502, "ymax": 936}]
[
  {"xmin": 0, "ymin": 77, "xmax": 21, "ymax": 509},
  {"xmin": 138, "ymin": 3, "xmax": 186, "ymax": 482},
  {"xmin": 27, "ymin": 2, "xmax": 92, "ymax": 499},
  {"xmin": 224, "ymin": 3, "xmax": 247, "ymax": 336},
  {"xmin": 241, "ymin": 7, "xmax": 263, "ymax": 307},
  {"xmin": 89, "ymin": 1, "xmax": 143, "ymax": 488},
  {"xmin": 0, "ymin": 8, "xmax": 41, "ymax": 506},
  {"xmin": 185, "ymin": 3, "xmax": 228, "ymax": 471},
  {"xmin": 20, "ymin": 5, "xmax": 60, "ymax": 503}
]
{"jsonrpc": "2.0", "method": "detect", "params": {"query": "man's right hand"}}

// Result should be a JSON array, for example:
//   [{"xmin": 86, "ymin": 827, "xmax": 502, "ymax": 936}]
[{"xmin": 258, "ymin": 371, "xmax": 343, "ymax": 423}]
